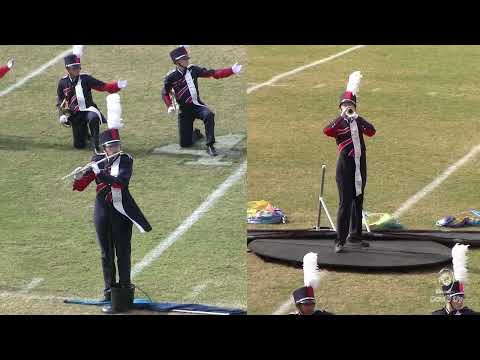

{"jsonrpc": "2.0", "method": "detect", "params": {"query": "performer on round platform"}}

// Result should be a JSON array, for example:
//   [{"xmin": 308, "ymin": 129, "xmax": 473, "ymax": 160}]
[
  {"xmin": 56, "ymin": 46, "xmax": 128, "ymax": 153},
  {"xmin": 323, "ymin": 71, "xmax": 376, "ymax": 253},
  {"xmin": 432, "ymin": 244, "xmax": 478, "ymax": 315},
  {"xmin": 162, "ymin": 45, "xmax": 242, "ymax": 157},
  {"xmin": 0, "ymin": 58, "xmax": 15, "ymax": 79},
  {"xmin": 72, "ymin": 94, "xmax": 151, "ymax": 313},
  {"xmin": 290, "ymin": 253, "xmax": 334, "ymax": 315}
]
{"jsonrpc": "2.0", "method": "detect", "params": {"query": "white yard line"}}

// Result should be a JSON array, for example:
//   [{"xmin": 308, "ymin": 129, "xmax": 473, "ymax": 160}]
[
  {"xmin": 19, "ymin": 277, "xmax": 44, "ymax": 294},
  {"xmin": 393, "ymin": 144, "xmax": 480, "ymax": 219},
  {"xmin": 131, "ymin": 160, "xmax": 247, "ymax": 279},
  {"xmin": 246, "ymin": 45, "xmax": 367, "ymax": 94},
  {"xmin": 272, "ymin": 297, "xmax": 294, "ymax": 315},
  {"xmin": 0, "ymin": 47, "xmax": 73, "ymax": 97},
  {"xmin": 0, "ymin": 290, "xmax": 64, "ymax": 302}
]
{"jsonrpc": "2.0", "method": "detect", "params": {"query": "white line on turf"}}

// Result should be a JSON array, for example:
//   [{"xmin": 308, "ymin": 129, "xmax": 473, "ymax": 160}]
[
  {"xmin": 0, "ymin": 47, "xmax": 73, "ymax": 98},
  {"xmin": 272, "ymin": 297, "xmax": 294, "ymax": 315},
  {"xmin": 131, "ymin": 160, "xmax": 247, "ymax": 279},
  {"xmin": 19, "ymin": 277, "xmax": 44, "ymax": 293},
  {"xmin": 246, "ymin": 45, "xmax": 367, "ymax": 94},
  {"xmin": 183, "ymin": 282, "xmax": 209, "ymax": 301},
  {"xmin": 393, "ymin": 144, "xmax": 480, "ymax": 219}
]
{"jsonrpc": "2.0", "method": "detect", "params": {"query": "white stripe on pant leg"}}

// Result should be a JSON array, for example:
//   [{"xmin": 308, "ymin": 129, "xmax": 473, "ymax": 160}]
[
  {"xmin": 131, "ymin": 160, "xmax": 247, "ymax": 279},
  {"xmin": 246, "ymin": 45, "xmax": 367, "ymax": 94},
  {"xmin": 393, "ymin": 143, "xmax": 480, "ymax": 219},
  {"xmin": 0, "ymin": 47, "xmax": 74, "ymax": 97}
]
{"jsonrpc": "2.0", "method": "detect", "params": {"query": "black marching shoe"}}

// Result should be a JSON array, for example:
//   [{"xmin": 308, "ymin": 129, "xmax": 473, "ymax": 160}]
[
  {"xmin": 347, "ymin": 234, "xmax": 370, "ymax": 248},
  {"xmin": 192, "ymin": 128, "xmax": 204, "ymax": 144},
  {"xmin": 334, "ymin": 241, "xmax": 344, "ymax": 253},
  {"xmin": 207, "ymin": 144, "xmax": 218, "ymax": 157}
]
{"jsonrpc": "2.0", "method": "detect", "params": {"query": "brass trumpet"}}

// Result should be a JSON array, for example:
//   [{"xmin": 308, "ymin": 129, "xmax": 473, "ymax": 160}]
[
  {"xmin": 343, "ymin": 106, "xmax": 358, "ymax": 120},
  {"xmin": 60, "ymin": 98, "xmax": 72, "ymax": 116}
]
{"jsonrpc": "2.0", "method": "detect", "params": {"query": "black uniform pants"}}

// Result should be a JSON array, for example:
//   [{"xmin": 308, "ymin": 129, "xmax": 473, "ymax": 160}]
[
  {"xmin": 178, "ymin": 105, "xmax": 215, "ymax": 147},
  {"xmin": 94, "ymin": 198, "xmax": 133, "ymax": 294},
  {"xmin": 70, "ymin": 111, "xmax": 100, "ymax": 150},
  {"xmin": 335, "ymin": 153, "xmax": 367, "ymax": 245}
]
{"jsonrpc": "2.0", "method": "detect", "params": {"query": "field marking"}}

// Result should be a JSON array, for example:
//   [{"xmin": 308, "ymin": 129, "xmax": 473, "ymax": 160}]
[
  {"xmin": 246, "ymin": 45, "xmax": 367, "ymax": 94},
  {"xmin": 19, "ymin": 277, "xmax": 44, "ymax": 294},
  {"xmin": 183, "ymin": 282, "xmax": 209, "ymax": 302},
  {"xmin": 0, "ymin": 290, "xmax": 65, "ymax": 302},
  {"xmin": 131, "ymin": 160, "xmax": 247, "ymax": 279},
  {"xmin": 0, "ymin": 47, "xmax": 73, "ymax": 98},
  {"xmin": 393, "ymin": 144, "xmax": 480, "ymax": 219},
  {"xmin": 272, "ymin": 297, "xmax": 294, "ymax": 315},
  {"xmin": 271, "ymin": 270, "xmax": 328, "ymax": 315}
]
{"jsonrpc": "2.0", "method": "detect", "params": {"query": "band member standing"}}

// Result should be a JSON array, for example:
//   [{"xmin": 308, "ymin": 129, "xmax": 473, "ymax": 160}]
[
  {"xmin": 0, "ymin": 58, "xmax": 15, "ymax": 79},
  {"xmin": 324, "ymin": 71, "xmax": 376, "ymax": 253},
  {"xmin": 290, "ymin": 253, "xmax": 334, "ymax": 315},
  {"xmin": 432, "ymin": 244, "xmax": 478, "ymax": 315},
  {"xmin": 162, "ymin": 46, "xmax": 242, "ymax": 157},
  {"xmin": 72, "ymin": 94, "xmax": 151, "ymax": 312},
  {"xmin": 57, "ymin": 46, "xmax": 128, "ymax": 153}
]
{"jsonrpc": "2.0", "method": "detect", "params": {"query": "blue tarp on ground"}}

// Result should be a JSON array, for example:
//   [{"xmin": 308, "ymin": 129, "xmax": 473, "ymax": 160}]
[{"xmin": 64, "ymin": 298, "xmax": 246, "ymax": 315}]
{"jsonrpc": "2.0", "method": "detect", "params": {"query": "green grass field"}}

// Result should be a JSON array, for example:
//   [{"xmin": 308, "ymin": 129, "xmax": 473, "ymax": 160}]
[
  {"xmin": 247, "ymin": 45, "xmax": 480, "ymax": 314},
  {"xmin": 0, "ymin": 45, "xmax": 246, "ymax": 314}
]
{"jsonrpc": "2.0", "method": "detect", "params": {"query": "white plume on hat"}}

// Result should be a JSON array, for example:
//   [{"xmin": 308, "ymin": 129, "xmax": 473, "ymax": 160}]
[
  {"xmin": 72, "ymin": 45, "xmax": 84, "ymax": 57},
  {"xmin": 452, "ymin": 243, "xmax": 469, "ymax": 283},
  {"xmin": 346, "ymin": 71, "xmax": 363, "ymax": 95},
  {"xmin": 303, "ymin": 252, "xmax": 321, "ymax": 289},
  {"xmin": 106, "ymin": 93, "xmax": 124, "ymax": 130}
]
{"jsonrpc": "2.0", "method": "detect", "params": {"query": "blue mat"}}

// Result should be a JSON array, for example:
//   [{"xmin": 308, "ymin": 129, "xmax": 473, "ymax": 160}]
[{"xmin": 64, "ymin": 298, "xmax": 246, "ymax": 315}]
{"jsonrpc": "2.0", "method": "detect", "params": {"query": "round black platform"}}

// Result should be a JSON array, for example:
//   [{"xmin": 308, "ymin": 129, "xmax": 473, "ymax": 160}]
[
  {"xmin": 247, "ymin": 229, "xmax": 480, "ymax": 247},
  {"xmin": 248, "ymin": 237, "xmax": 452, "ymax": 270}
]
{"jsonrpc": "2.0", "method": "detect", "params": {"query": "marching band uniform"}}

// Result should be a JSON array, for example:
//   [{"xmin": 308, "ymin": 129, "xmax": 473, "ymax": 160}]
[
  {"xmin": 289, "ymin": 253, "xmax": 334, "ymax": 315},
  {"xmin": 56, "ymin": 46, "xmax": 127, "ymax": 152},
  {"xmin": 162, "ymin": 46, "xmax": 242, "ymax": 156},
  {"xmin": 72, "ymin": 95, "xmax": 151, "ymax": 305},
  {"xmin": 324, "ymin": 72, "xmax": 375, "ymax": 252},
  {"xmin": 432, "ymin": 244, "xmax": 478, "ymax": 315}
]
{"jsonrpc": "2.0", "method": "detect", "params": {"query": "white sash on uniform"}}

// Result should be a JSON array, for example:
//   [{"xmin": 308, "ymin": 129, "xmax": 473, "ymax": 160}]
[
  {"xmin": 74, "ymin": 74, "xmax": 103, "ymax": 120},
  {"xmin": 349, "ymin": 118, "xmax": 363, "ymax": 196},
  {"xmin": 110, "ymin": 156, "xmax": 146, "ymax": 233},
  {"xmin": 184, "ymin": 69, "xmax": 206, "ymax": 107}
]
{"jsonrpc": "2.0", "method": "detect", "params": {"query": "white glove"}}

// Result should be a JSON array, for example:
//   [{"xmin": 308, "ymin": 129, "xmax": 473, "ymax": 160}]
[
  {"xmin": 231, "ymin": 63, "xmax": 242, "ymax": 74},
  {"xmin": 59, "ymin": 115, "xmax": 70, "ymax": 125},
  {"xmin": 167, "ymin": 106, "xmax": 176, "ymax": 114},
  {"xmin": 117, "ymin": 79, "xmax": 128, "ymax": 89},
  {"xmin": 7, "ymin": 58, "xmax": 14, "ymax": 69},
  {"xmin": 91, "ymin": 162, "xmax": 101, "ymax": 175},
  {"xmin": 73, "ymin": 167, "xmax": 85, "ymax": 180}
]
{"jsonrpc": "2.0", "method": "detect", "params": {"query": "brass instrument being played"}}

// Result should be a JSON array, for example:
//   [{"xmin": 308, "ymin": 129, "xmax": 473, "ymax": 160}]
[{"xmin": 343, "ymin": 105, "xmax": 358, "ymax": 120}]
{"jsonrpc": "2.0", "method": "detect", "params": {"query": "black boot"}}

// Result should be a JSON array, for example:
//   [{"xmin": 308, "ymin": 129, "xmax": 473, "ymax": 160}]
[
  {"xmin": 192, "ymin": 128, "xmax": 204, "ymax": 144},
  {"xmin": 334, "ymin": 240, "xmax": 344, "ymax": 253},
  {"xmin": 102, "ymin": 283, "xmax": 135, "ymax": 314},
  {"xmin": 207, "ymin": 144, "xmax": 218, "ymax": 157},
  {"xmin": 347, "ymin": 234, "xmax": 370, "ymax": 248}
]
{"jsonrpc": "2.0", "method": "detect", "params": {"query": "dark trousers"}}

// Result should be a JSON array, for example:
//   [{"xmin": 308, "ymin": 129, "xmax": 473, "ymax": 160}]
[
  {"xmin": 70, "ymin": 111, "xmax": 100, "ymax": 150},
  {"xmin": 335, "ymin": 153, "xmax": 367, "ymax": 245},
  {"xmin": 94, "ymin": 199, "xmax": 133, "ymax": 294},
  {"xmin": 178, "ymin": 105, "xmax": 215, "ymax": 147}
]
